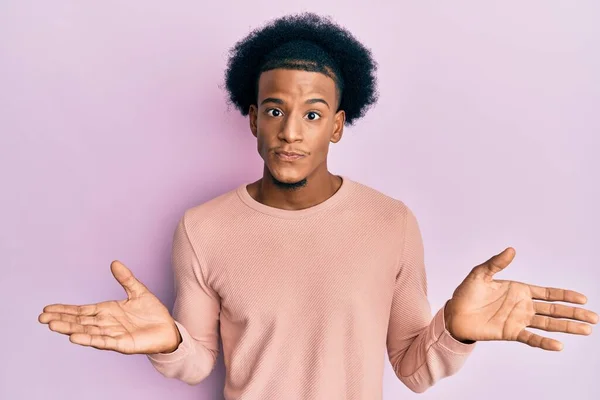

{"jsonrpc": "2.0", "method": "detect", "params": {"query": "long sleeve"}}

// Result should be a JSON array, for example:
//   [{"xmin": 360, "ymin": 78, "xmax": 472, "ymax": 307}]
[
  {"xmin": 146, "ymin": 214, "xmax": 221, "ymax": 385},
  {"xmin": 386, "ymin": 206, "xmax": 476, "ymax": 393}
]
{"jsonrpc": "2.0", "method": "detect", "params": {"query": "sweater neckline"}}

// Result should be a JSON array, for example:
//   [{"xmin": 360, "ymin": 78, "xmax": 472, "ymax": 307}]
[{"xmin": 236, "ymin": 175, "xmax": 352, "ymax": 219}]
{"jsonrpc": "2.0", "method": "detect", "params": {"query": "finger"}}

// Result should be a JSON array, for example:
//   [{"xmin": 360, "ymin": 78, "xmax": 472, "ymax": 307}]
[
  {"xmin": 39, "ymin": 312, "xmax": 111, "ymax": 327},
  {"xmin": 476, "ymin": 247, "xmax": 516, "ymax": 281},
  {"xmin": 48, "ymin": 320, "xmax": 106, "ymax": 336},
  {"xmin": 529, "ymin": 285, "xmax": 588, "ymax": 304},
  {"xmin": 110, "ymin": 260, "xmax": 148, "ymax": 299},
  {"xmin": 528, "ymin": 315, "xmax": 593, "ymax": 335},
  {"xmin": 69, "ymin": 333, "xmax": 126, "ymax": 353},
  {"xmin": 42, "ymin": 303, "xmax": 98, "ymax": 316},
  {"xmin": 516, "ymin": 328, "xmax": 563, "ymax": 351},
  {"xmin": 534, "ymin": 302, "xmax": 599, "ymax": 324}
]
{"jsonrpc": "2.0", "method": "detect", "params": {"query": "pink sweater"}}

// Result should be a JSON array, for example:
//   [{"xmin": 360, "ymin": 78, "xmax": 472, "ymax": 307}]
[{"xmin": 147, "ymin": 176, "xmax": 476, "ymax": 399}]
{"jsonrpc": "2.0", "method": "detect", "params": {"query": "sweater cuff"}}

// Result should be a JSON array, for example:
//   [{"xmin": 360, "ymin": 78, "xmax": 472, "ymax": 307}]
[
  {"xmin": 147, "ymin": 320, "xmax": 193, "ymax": 363},
  {"xmin": 432, "ymin": 303, "xmax": 476, "ymax": 354}
]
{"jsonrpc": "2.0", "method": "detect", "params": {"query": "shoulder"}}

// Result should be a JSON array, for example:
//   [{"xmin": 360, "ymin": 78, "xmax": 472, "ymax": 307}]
[
  {"xmin": 349, "ymin": 178, "xmax": 414, "ymax": 218},
  {"xmin": 343, "ymin": 178, "xmax": 422, "ymax": 243},
  {"xmin": 178, "ymin": 184, "xmax": 242, "ymax": 234}
]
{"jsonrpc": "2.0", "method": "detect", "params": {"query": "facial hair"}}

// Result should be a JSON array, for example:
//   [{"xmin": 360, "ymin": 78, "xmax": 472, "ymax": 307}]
[{"xmin": 271, "ymin": 175, "xmax": 308, "ymax": 191}]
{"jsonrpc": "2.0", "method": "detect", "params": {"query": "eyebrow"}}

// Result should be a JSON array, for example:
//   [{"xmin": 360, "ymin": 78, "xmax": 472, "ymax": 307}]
[{"xmin": 260, "ymin": 97, "xmax": 330, "ymax": 109}]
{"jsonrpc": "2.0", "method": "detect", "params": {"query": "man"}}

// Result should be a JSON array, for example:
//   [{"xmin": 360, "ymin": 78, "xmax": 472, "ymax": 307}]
[{"xmin": 38, "ymin": 12, "xmax": 598, "ymax": 399}]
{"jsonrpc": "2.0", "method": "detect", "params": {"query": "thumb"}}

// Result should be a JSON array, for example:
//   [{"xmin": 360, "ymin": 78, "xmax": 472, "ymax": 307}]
[
  {"xmin": 110, "ymin": 260, "xmax": 149, "ymax": 299},
  {"xmin": 477, "ymin": 247, "xmax": 516, "ymax": 281}
]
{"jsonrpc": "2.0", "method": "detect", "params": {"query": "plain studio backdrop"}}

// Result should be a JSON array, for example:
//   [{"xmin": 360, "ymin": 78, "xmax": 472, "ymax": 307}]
[{"xmin": 1, "ymin": 1, "xmax": 598, "ymax": 399}]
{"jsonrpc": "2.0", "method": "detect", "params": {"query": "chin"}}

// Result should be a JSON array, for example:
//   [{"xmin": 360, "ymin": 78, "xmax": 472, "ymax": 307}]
[
  {"xmin": 268, "ymin": 166, "xmax": 308, "ymax": 184},
  {"xmin": 275, "ymin": 171, "xmax": 305, "ymax": 183}
]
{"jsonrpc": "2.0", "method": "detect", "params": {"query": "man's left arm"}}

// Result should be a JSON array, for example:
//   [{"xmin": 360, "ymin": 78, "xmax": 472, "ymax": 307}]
[{"xmin": 386, "ymin": 205, "xmax": 476, "ymax": 394}]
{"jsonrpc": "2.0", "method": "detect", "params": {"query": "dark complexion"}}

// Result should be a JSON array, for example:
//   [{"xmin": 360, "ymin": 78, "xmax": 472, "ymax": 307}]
[{"xmin": 247, "ymin": 68, "xmax": 346, "ymax": 210}]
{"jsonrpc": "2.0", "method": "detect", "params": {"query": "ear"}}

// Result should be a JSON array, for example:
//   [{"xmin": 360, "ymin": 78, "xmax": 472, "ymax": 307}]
[
  {"xmin": 330, "ymin": 109, "xmax": 345, "ymax": 144},
  {"xmin": 249, "ymin": 104, "xmax": 258, "ymax": 138}
]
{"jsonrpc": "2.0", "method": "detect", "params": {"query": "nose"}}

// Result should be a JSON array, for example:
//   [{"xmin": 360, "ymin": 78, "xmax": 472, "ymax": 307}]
[{"xmin": 278, "ymin": 112, "xmax": 303, "ymax": 142}]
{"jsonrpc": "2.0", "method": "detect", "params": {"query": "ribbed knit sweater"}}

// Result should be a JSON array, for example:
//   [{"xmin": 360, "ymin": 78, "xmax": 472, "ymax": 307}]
[{"xmin": 147, "ymin": 175, "xmax": 476, "ymax": 399}]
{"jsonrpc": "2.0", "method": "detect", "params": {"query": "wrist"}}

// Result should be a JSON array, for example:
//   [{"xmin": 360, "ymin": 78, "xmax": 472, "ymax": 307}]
[
  {"xmin": 163, "ymin": 322, "xmax": 183, "ymax": 354},
  {"xmin": 444, "ymin": 300, "xmax": 476, "ymax": 344}
]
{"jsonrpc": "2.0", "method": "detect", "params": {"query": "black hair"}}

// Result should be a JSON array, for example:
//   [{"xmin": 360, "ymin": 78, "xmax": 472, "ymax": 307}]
[{"xmin": 223, "ymin": 12, "xmax": 379, "ymax": 126}]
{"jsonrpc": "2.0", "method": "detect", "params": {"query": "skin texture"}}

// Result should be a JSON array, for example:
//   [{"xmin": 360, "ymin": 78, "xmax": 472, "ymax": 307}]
[{"xmin": 246, "ymin": 68, "xmax": 346, "ymax": 211}]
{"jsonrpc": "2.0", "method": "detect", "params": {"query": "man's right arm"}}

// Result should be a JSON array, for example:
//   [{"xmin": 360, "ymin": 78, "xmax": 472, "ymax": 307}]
[{"xmin": 146, "ymin": 214, "xmax": 221, "ymax": 385}]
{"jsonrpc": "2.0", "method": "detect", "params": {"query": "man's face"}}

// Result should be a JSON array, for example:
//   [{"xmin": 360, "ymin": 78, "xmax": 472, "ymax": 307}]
[{"xmin": 248, "ymin": 68, "xmax": 345, "ymax": 185}]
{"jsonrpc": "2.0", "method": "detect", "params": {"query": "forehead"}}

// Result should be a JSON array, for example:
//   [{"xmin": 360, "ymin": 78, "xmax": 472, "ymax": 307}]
[{"xmin": 257, "ymin": 69, "xmax": 336, "ymax": 99}]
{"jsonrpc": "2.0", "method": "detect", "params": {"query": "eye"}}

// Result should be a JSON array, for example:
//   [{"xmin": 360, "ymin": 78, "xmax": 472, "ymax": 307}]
[
  {"xmin": 305, "ymin": 111, "xmax": 321, "ymax": 121},
  {"xmin": 266, "ymin": 108, "xmax": 283, "ymax": 117}
]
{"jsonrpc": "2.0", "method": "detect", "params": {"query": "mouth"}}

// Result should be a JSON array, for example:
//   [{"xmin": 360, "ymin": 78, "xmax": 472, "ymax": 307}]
[{"xmin": 275, "ymin": 151, "xmax": 306, "ymax": 162}]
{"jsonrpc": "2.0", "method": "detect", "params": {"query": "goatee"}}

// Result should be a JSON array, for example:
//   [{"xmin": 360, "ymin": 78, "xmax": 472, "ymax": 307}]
[{"xmin": 271, "ymin": 175, "xmax": 308, "ymax": 191}]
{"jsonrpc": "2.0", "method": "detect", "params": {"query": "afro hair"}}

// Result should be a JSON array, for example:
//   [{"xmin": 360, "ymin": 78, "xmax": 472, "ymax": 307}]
[{"xmin": 223, "ymin": 12, "xmax": 379, "ymax": 126}]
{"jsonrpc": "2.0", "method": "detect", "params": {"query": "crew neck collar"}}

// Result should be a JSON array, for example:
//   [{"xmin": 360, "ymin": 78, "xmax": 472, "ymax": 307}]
[{"xmin": 236, "ymin": 175, "xmax": 352, "ymax": 219}]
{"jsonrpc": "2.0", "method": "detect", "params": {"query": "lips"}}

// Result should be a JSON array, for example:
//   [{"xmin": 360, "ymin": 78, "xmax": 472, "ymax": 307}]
[
  {"xmin": 275, "ymin": 151, "xmax": 305, "ymax": 161},
  {"xmin": 277, "ymin": 151, "xmax": 304, "ymax": 157}
]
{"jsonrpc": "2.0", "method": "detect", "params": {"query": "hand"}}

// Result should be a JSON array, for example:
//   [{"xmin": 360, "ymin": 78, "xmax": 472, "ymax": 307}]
[
  {"xmin": 38, "ymin": 260, "xmax": 182, "ymax": 355},
  {"xmin": 444, "ymin": 247, "xmax": 599, "ymax": 351}
]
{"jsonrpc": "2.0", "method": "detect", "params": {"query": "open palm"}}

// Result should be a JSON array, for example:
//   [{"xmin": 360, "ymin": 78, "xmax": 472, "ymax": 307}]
[
  {"xmin": 38, "ymin": 261, "xmax": 181, "ymax": 355},
  {"xmin": 445, "ymin": 248, "xmax": 598, "ymax": 351}
]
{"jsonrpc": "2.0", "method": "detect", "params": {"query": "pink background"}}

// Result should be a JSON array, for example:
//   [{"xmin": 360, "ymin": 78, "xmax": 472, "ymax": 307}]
[{"xmin": 1, "ymin": 1, "xmax": 598, "ymax": 399}]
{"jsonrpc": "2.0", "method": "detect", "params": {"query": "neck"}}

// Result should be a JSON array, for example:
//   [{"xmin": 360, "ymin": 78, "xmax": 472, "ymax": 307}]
[{"xmin": 247, "ymin": 165, "xmax": 342, "ymax": 211}]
